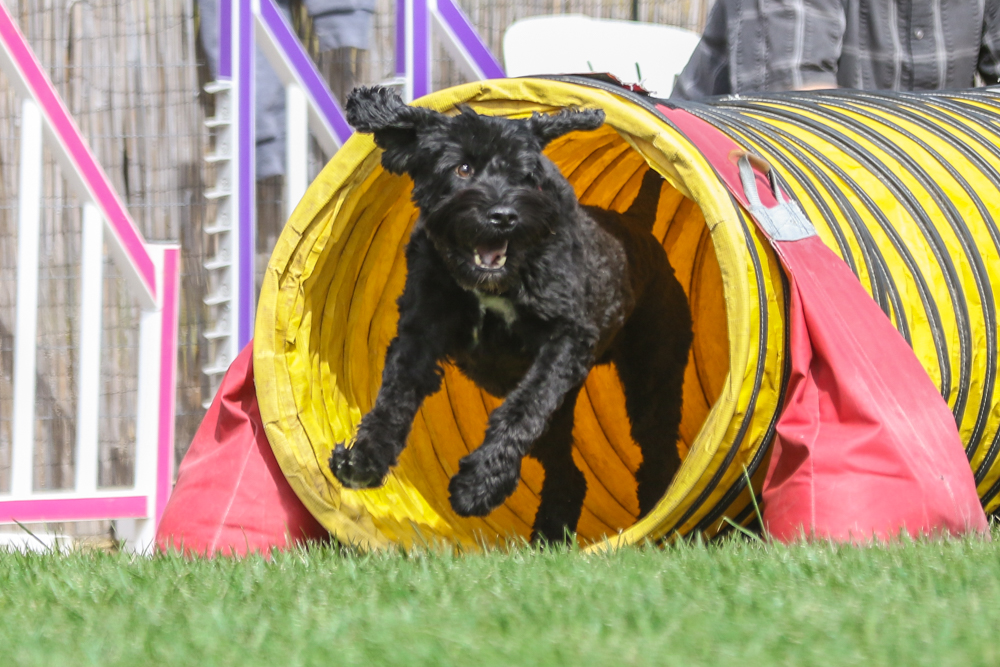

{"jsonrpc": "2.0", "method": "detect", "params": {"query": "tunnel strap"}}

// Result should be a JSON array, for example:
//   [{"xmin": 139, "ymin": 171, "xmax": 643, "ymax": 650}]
[
  {"xmin": 655, "ymin": 102, "xmax": 815, "ymax": 243},
  {"xmin": 736, "ymin": 154, "xmax": 817, "ymax": 242},
  {"xmin": 657, "ymin": 104, "xmax": 987, "ymax": 542}
]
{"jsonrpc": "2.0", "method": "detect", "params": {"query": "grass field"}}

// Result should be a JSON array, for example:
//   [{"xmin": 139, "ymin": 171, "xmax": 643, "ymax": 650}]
[{"xmin": 2, "ymin": 528, "xmax": 999, "ymax": 667}]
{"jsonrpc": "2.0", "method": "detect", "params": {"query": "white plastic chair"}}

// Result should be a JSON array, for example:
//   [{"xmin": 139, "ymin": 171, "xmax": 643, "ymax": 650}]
[{"xmin": 503, "ymin": 14, "xmax": 701, "ymax": 98}]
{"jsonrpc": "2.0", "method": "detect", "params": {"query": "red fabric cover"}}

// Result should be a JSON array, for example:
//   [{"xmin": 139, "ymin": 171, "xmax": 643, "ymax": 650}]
[
  {"xmin": 762, "ymin": 235, "xmax": 988, "ymax": 541},
  {"xmin": 156, "ymin": 342, "xmax": 329, "ymax": 556},
  {"xmin": 661, "ymin": 104, "xmax": 989, "ymax": 542}
]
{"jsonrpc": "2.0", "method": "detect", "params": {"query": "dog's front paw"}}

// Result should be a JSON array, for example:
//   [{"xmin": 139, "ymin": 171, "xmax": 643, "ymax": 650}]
[
  {"xmin": 329, "ymin": 438, "xmax": 391, "ymax": 489},
  {"xmin": 448, "ymin": 446, "xmax": 521, "ymax": 517}
]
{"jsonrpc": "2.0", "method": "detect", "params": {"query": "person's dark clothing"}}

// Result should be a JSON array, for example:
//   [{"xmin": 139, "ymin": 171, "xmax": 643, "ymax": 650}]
[{"xmin": 672, "ymin": 0, "xmax": 1000, "ymax": 99}]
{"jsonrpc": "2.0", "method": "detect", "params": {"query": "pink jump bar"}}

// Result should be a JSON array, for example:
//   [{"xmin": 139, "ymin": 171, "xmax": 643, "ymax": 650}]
[
  {"xmin": 0, "ymin": 3, "xmax": 156, "ymax": 303},
  {"xmin": 0, "ymin": 496, "xmax": 149, "ymax": 523}
]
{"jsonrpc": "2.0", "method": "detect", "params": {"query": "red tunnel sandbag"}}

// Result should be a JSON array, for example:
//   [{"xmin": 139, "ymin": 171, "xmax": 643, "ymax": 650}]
[
  {"xmin": 156, "ymin": 342, "xmax": 329, "ymax": 557},
  {"xmin": 761, "ymin": 234, "xmax": 989, "ymax": 542}
]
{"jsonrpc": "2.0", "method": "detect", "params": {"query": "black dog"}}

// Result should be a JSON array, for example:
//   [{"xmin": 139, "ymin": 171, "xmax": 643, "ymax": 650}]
[{"xmin": 330, "ymin": 86, "xmax": 692, "ymax": 542}]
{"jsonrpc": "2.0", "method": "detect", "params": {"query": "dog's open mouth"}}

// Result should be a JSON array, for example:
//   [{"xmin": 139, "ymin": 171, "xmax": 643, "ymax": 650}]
[{"xmin": 473, "ymin": 240, "xmax": 508, "ymax": 270}]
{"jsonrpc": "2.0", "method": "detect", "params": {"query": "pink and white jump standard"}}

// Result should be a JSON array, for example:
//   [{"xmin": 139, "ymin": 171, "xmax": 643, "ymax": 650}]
[{"xmin": 0, "ymin": 5, "xmax": 180, "ymax": 551}]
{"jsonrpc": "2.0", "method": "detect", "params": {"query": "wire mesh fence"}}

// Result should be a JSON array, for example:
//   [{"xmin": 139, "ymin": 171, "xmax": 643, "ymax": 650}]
[
  {"xmin": 0, "ymin": 0, "xmax": 708, "ymax": 534},
  {"xmin": 32, "ymin": 158, "xmax": 83, "ymax": 492}
]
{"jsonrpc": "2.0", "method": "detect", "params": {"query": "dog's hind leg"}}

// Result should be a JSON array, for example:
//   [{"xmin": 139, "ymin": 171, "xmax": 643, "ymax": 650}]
[
  {"xmin": 528, "ymin": 385, "xmax": 586, "ymax": 544},
  {"xmin": 613, "ymin": 290, "xmax": 692, "ymax": 518}
]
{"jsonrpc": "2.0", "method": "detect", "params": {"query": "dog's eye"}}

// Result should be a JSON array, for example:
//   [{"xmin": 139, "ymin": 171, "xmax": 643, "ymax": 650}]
[{"xmin": 455, "ymin": 163, "xmax": 474, "ymax": 179}]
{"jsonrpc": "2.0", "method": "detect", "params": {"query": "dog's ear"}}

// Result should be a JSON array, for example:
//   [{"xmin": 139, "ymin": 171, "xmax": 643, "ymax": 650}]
[
  {"xmin": 345, "ymin": 86, "xmax": 442, "ymax": 174},
  {"xmin": 527, "ymin": 108, "xmax": 606, "ymax": 147}
]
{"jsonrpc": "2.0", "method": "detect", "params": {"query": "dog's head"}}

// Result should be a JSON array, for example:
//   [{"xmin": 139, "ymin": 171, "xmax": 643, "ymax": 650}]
[{"xmin": 346, "ymin": 86, "xmax": 605, "ymax": 294}]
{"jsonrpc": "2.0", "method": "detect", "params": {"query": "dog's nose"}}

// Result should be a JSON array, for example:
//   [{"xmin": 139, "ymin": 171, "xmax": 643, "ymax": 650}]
[{"xmin": 487, "ymin": 207, "xmax": 518, "ymax": 229}]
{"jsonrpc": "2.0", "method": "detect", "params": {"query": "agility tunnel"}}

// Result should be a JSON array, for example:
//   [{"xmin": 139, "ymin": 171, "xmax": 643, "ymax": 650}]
[{"xmin": 251, "ymin": 78, "xmax": 1000, "ymax": 551}]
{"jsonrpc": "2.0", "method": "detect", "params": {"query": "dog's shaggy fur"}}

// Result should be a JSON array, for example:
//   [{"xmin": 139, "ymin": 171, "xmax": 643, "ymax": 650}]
[{"xmin": 330, "ymin": 86, "xmax": 693, "ymax": 542}]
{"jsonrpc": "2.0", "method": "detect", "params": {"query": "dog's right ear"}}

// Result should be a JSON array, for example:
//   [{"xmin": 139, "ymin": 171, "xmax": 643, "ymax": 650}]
[
  {"xmin": 527, "ymin": 108, "xmax": 606, "ymax": 147},
  {"xmin": 346, "ymin": 86, "xmax": 441, "ymax": 174}
]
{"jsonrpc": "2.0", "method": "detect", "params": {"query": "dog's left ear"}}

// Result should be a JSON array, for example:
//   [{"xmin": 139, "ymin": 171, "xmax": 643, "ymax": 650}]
[
  {"xmin": 345, "ymin": 85, "xmax": 443, "ymax": 174},
  {"xmin": 527, "ymin": 108, "xmax": 606, "ymax": 147}
]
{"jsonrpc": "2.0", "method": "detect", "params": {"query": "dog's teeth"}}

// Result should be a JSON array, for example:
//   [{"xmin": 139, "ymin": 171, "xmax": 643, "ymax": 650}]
[
  {"xmin": 474, "ymin": 252, "xmax": 483, "ymax": 267},
  {"xmin": 497, "ymin": 255, "xmax": 507, "ymax": 268}
]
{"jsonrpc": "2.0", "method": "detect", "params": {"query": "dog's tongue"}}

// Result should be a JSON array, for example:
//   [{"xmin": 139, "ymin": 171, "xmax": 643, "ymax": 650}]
[{"xmin": 474, "ymin": 240, "xmax": 508, "ymax": 269}]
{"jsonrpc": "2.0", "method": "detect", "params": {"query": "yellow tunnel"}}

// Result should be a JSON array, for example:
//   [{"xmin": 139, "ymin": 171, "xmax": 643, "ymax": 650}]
[{"xmin": 253, "ymin": 78, "xmax": 1000, "ymax": 551}]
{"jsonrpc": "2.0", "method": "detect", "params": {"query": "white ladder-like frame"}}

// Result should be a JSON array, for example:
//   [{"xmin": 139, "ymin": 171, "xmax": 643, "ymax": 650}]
[{"xmin": 201, "ymin": 0, "xmax": 353, "ymax": 404}]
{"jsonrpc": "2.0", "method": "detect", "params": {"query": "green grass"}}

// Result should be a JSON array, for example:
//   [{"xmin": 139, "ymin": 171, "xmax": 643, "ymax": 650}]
[{"xmin": 2, "ymin": 530, "xmax": 999, "ymax": 666}]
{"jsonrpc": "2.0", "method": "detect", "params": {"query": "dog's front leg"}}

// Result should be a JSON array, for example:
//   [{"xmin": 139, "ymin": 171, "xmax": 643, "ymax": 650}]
[
  {"xmin": 331, "ymin": 235, "xmax": 470, "ymax": 489},
  {"xmin": 448, "ymin": 328, "xmax": 596, "ymax": 517},
  {"xmin": 330, "ymin": 329, "xmax": 445, "ymax": 488}
]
